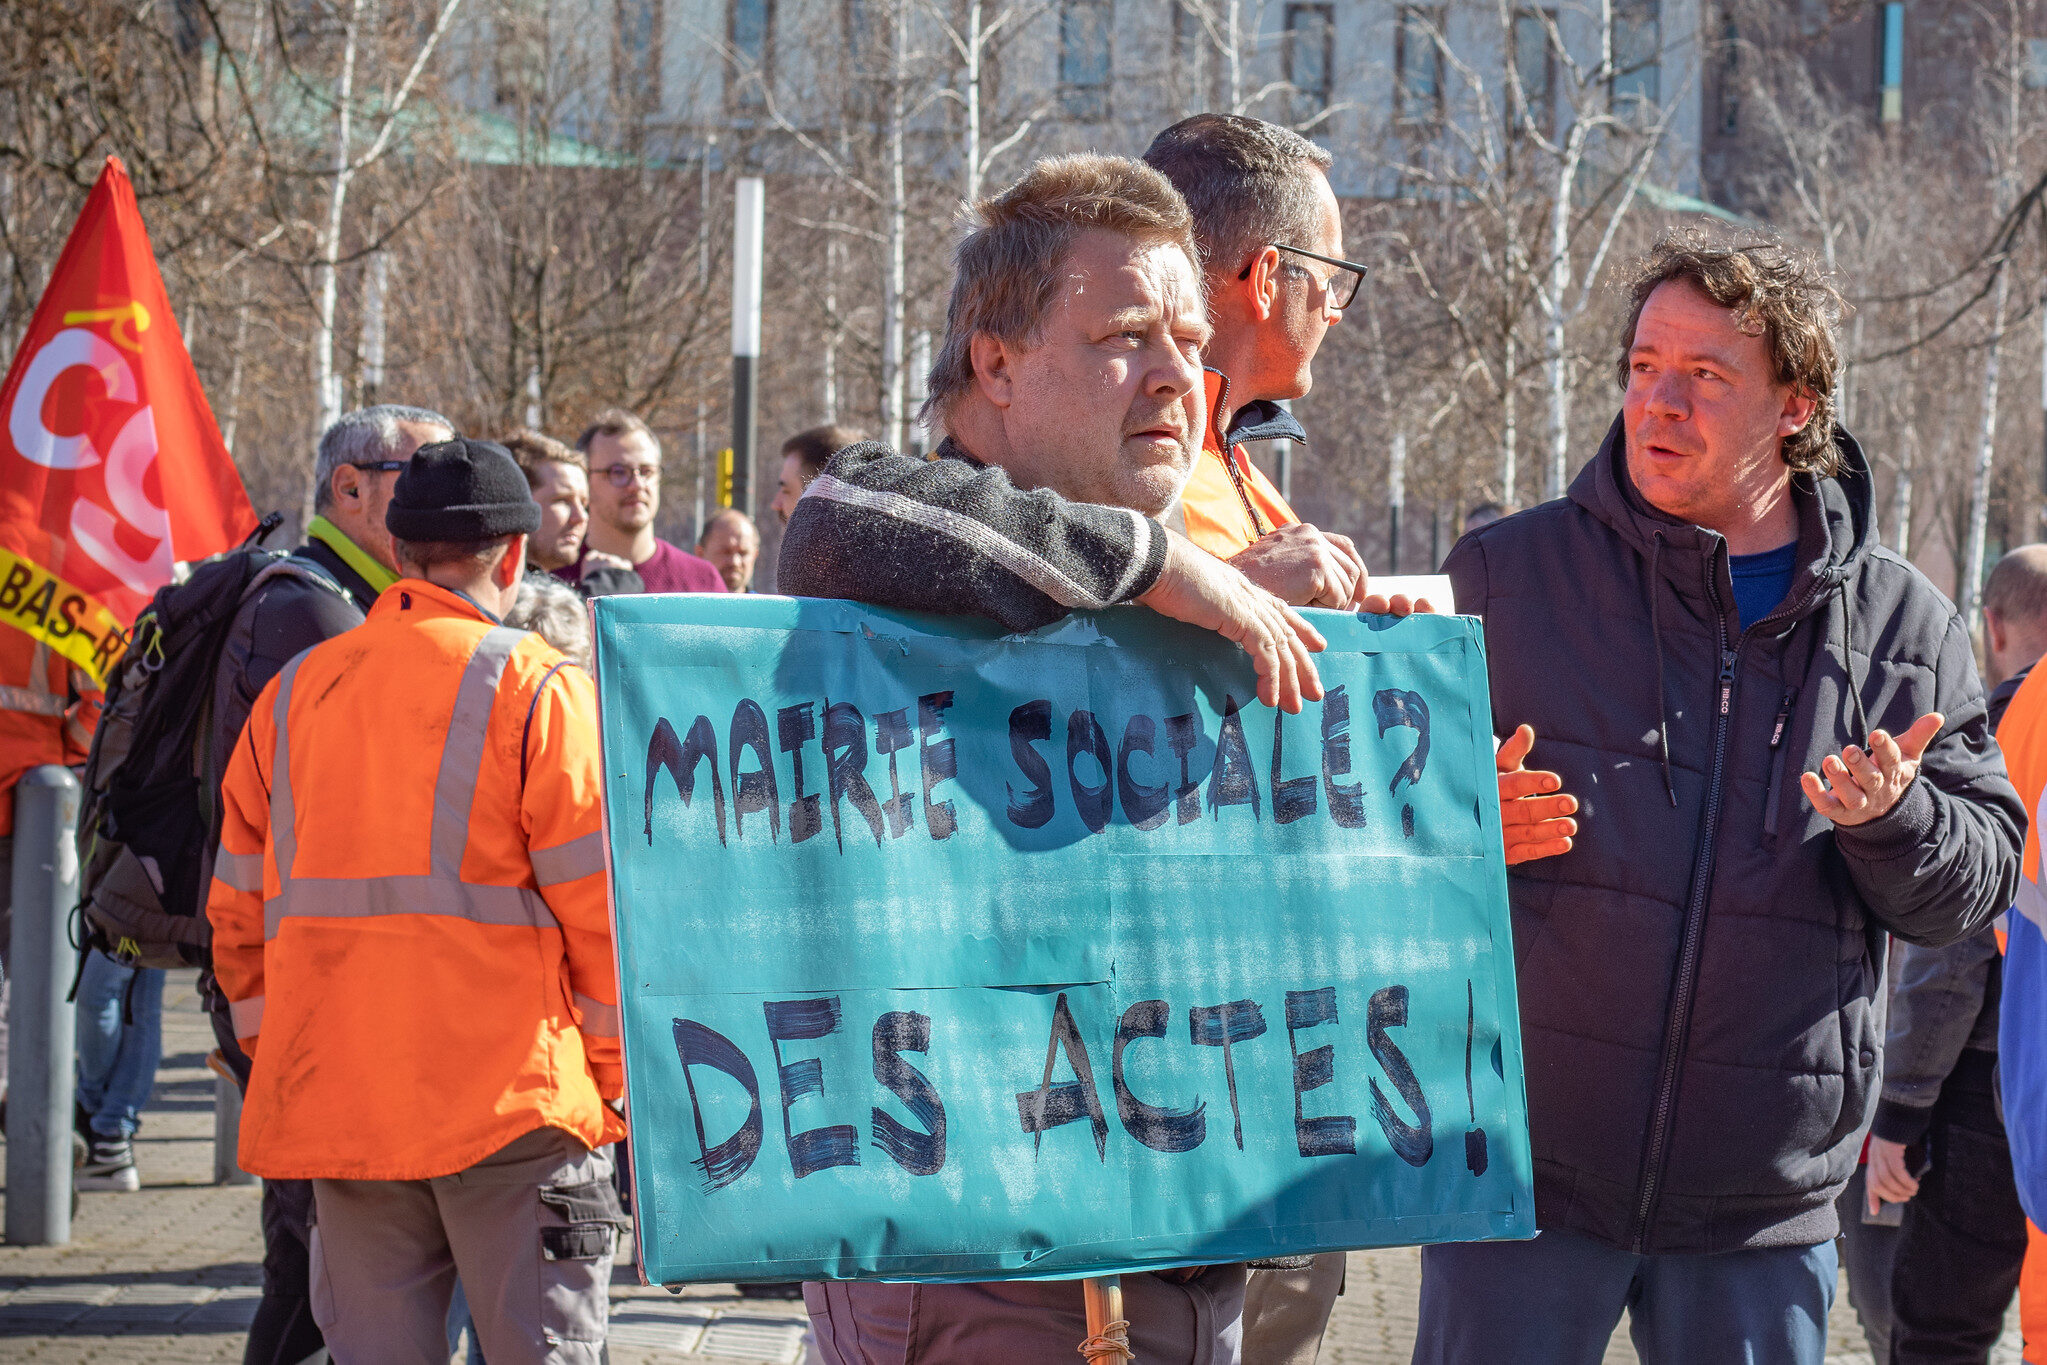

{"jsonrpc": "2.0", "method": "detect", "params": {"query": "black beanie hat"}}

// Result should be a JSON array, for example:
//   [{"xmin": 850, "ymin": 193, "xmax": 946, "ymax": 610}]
[{"xmin": 385, "ymin": 438, "xmax": 542, "ymax": 542}]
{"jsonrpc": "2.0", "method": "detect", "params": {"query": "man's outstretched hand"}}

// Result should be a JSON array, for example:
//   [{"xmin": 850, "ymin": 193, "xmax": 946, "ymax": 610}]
[
  {"xmin": 1498, "ymin": 724, "xmax": 1577, "ymax": 865},
  {"xmin": 1802, "ymin": 713, "xmax": 1943, "ymax": 826},
  {"xmin": 1138, "ymin": 532, "xmax": 1326, "ymax": 713}
]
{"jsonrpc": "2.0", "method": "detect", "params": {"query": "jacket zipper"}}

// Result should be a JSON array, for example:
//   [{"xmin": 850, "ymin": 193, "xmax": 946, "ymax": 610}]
[
  {"xmin": 1761, "ymin": 687, "xmax": 1798, "ymax": 842},
  {"xmin": 1628, "ymin": 569, "xmax": 1831, "ymax": 1250},
  {"xmin": 1631, "ymin": 605, "xmax": 1738, "ymax": 1252},
  {"xmin": 1208, "ymin": 370, "xmax": 1273, "ymax": 541}
]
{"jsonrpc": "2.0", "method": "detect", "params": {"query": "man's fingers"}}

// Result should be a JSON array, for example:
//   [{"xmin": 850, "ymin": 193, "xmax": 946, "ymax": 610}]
[
  {"xmin": 1504, "ymin": 835, "xmax": 1574, "ymax": 866},
  {"xmin": 1502, "ymin": 792, "xmax": 1576, "ymax": 824},
  {"xmin": 1505, "ymin": 816, "xmax": 1578, "ymax": 845},
  {"xmin": 1498, "ymin": 768, "xmax": 1563, "ymax": 801},
  {"xmin": 1496, "ymin": 723, "xmax": 1536, "ymax": 772},
  {"xmin": 1822, "ymin": 756, "xmax": 1866, "ymax": 809},
  {"xmin": 1282, "ymin": 604, "xmax": 1325, "ymax": 703},
  {"xmin": 1896, "ymin": 712, "xmax": 1944, "ymax": 762},
  {"xmin": 1802, "ymin": 770, "xmax": 1846, "ymax": 818},
  {"xmin": 1842, "ymin": 745, "xmax": 1885, "ymax": 794}
]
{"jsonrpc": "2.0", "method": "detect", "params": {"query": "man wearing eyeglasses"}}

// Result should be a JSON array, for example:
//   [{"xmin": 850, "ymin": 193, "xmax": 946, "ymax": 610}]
[
  {"xmin": 568, "ymin": 408, "xmax": 726, "ymax": 594},
  {"xmin": 203, "ymin": 402, "xmax": 453, "ymax": 1365},
  {"xmin": 1144, "ymin": 115, "xmax": 1372, "ymax": 612}
]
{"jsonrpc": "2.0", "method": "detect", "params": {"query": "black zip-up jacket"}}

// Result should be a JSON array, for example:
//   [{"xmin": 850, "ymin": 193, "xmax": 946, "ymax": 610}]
[{"xmin": 1445, "ymin": 416, "xmax": 2023, "ymax": 1254}]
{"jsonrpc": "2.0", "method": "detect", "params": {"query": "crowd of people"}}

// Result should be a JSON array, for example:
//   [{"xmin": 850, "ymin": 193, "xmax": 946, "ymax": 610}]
[{"xmin": 0, "ymin": 109, "xmax": 2041, "ymax": 1365}]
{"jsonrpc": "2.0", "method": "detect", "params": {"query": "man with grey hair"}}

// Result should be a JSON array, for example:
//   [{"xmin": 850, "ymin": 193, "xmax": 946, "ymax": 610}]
[
  {"xmin": 202, "ymin": 401, "xmax": 451, "ymax": 1365},
  {"xmin": 1142, "ymin": 114, "xmax": 1369, "ymax": 611}
]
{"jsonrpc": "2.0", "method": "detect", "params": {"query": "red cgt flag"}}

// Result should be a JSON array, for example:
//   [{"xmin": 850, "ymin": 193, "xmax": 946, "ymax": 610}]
[{"xmin": 0, "ymin": 156, "xmax": 255, "ymax": 684}]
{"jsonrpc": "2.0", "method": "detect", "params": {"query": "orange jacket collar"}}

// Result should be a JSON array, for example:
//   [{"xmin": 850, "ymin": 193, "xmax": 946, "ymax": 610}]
[{"xmin": 374, "ymin": 577, "xmax": 504, "ymax": 627}]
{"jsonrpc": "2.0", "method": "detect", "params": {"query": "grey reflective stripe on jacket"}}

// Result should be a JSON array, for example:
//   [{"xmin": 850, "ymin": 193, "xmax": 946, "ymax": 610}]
[{"xmin": 261, "ymin": 625, "xmax": 557, "ymax": 942}]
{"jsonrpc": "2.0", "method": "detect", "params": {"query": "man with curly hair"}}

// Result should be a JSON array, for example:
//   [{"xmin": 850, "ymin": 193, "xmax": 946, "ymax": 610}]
[{"xmin": 1415, "ymin": 232, "xmax": 2024, "ymax": 1363}]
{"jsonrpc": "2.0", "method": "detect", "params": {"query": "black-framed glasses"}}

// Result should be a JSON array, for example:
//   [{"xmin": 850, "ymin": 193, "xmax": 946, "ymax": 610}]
[
  {"xmin": 1239, "ymin": 244, "xmax": 1369, "ymax": 310},
  {"xmin": 350, "ymin": 460, "xmax": 408, "ymax": 473}
]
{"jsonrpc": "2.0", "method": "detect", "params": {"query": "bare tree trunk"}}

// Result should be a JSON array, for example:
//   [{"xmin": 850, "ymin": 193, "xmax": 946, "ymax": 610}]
[
  {"xmin": 222, "ymin": 276, "xmax": 252, "ymax": 457},
  {"xmin": 880, "ymin": 0, "xmax": 909, "ymax": 450},
  {"xmin": 311, "ymin": 0, "xmax": 370, "ymax": 461},
  {"xmin": 962, "ymin": 0, "xmax": 982, "ymax": 203},
  {"xmin": 1545, "ymin": 178, "xmax": 1570, "ymax": 501},
  {"xmin": 1502, "ymin": 328, "xmax": 1517, "ymax": 506},
  {"xmin": 1962, "ymin": 263, "xmax": 2010, "ymax": 627}
]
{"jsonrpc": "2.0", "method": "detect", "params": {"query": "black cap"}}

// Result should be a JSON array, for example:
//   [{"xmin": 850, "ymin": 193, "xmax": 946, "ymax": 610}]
[{"xmin": 385, "ymin": 438, "xmax": 542, "ymax": 542}]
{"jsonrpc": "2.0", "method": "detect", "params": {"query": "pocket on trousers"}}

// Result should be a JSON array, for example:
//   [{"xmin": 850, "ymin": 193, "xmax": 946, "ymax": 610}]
[{"xmin": 538, "ymin": 1177, "xmax": 624, "ymax": 1345}]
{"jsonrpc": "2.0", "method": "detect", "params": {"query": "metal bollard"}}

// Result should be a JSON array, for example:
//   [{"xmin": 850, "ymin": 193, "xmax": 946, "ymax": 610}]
[
  {"xmin": 212, "ymin": 1068, "xmax": 255, "ymax": 1186},
  {"xmin": 6, "ymin": 765, "xmax": 80, "ymax": 1246}
]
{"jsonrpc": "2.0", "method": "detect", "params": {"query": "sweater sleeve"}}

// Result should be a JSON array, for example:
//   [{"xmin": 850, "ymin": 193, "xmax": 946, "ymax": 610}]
[
  {"xmin": 1836, "ymin": 612, "xmax": 2026, "ymax": 948},
  {"xmin": 1872, "ymin": 929, "xmax": 2001, "ymax": 1143},
  {"xmin": 777, "ymin": 441, "xmax": 1168, "ymax": 631},
  {"xmin": 520, "ymin": 661, "xmax": 623, "ymax": 1099}
]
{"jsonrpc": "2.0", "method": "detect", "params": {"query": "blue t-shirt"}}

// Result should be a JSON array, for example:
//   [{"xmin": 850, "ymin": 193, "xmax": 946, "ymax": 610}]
[{"xmin": 1729, "ymin": 540, "xmax": 1798, "ymax": 631}]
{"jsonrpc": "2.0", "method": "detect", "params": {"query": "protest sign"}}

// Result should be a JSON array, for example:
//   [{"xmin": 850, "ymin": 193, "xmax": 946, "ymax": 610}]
[{"xmin": 594, "ymin": 595, "xmax": 1534, "ymax": 1285}]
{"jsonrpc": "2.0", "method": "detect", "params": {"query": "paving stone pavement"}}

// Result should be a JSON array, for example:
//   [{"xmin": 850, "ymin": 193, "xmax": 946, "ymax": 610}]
[{"xmin": 0, "ymin": 972, "xmax": 2022, "ymax": 1364}]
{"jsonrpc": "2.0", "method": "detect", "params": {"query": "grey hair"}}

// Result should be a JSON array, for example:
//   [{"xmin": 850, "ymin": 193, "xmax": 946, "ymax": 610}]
[
  {"xmin": 314, "ymin": 404, "xmax": 456, "ymax": 514},
  {"xmin": 1142, "ymin": 114, "xmax": 1334, "ymax": 273},
  {"xmin": 505, "ymin": 573, "xmax": 592, "ymax": 669}
]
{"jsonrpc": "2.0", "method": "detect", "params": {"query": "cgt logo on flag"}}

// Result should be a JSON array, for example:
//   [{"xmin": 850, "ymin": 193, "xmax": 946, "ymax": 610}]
[{"xmin": 0, "ymin": 156, "xmax": 254, "ymax": 682}]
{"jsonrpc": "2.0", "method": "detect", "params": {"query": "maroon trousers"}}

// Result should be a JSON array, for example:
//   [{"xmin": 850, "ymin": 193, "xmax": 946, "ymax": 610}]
[{"xmin": 805, "ymin": 1266, "xmax": 1245, "ymax": 1365}]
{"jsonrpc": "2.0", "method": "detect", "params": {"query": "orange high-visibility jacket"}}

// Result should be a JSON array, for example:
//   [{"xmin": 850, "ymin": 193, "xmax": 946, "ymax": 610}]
[
  {"xmin": 1179, "ymin": 368, "xmax": 1300, "ymax": 560},
  {"xmin": 206, "ymin": 578, "xmax": 624, "ymax": 1181},
  {"xmin": 0, "ymin": 628, "xmax": 100, "ymax": 837}
]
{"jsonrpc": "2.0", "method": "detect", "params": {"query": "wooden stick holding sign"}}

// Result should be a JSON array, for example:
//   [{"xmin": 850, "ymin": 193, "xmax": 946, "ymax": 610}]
[{"xmin": 1080, "ymin": 1276, "xmax": 1131, "ymax": 1363}]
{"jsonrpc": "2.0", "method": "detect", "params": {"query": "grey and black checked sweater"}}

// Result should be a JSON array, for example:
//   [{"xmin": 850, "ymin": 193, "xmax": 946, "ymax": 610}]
[{"xmin": 777, "ymin": 437, "xmax": 1168, "ymax": 630}]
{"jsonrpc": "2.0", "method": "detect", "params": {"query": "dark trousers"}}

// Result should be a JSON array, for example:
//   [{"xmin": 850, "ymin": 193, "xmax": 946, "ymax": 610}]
[
  {"xmin": 1413, "ymin": 1225, "xmax": 1835, "ymax": 1365},
  {"xmin": 210, "ymin": 989, "xmax": 326, "ymax": 1365},
  {"xmin": 1889, "ymin": 1050, "xmax": 2027, "ymax": 1364},
  {"xmin": 1838, "ymin": 1165, "xmax": 1902, "ymax": 1361}
]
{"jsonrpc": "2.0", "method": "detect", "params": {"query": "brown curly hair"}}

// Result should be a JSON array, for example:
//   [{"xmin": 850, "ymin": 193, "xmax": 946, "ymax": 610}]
[{"xmin": 1617, "ymin": 229, "xmax": 1846, "ymax": 476}]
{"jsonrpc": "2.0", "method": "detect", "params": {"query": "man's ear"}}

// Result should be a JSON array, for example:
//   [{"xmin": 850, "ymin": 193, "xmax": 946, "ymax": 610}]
[
  {"xmin": 497, "ymin": 534, "xmax": 526, "ymax": 589},
  {"xmin": 1987, "ymin": 607, "xmax": 2008, "ymax": 656},
  {"xmin": 970, "ymin": 332, "xmax": 1015, "ymax": 409},
  {"xmin": 1239, "ymin": 246, "xmax": 1282, "ymax": 324},
  {"xmin": 329, "ymin": 462, "xmax": 364, "ymax": 508},
  {"xmin": 1778, "ymin": 386, "xmax": 1820, "ymax": 439}
]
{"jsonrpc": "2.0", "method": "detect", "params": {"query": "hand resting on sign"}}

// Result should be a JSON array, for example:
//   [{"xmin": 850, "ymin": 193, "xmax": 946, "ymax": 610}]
[
  {"xmin": 1136, "ymin": 532, "xmax": 1326, "ymax": 714},
  {"xmin": 1802, "ymin": 713, "xmax": 1943, "ymax": 826}
]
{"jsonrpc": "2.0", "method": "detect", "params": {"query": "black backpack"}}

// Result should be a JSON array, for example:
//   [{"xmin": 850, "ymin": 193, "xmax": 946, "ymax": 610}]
[{"xmin": 74, "ymin": 514, "xmax": 343, "ymax": 968}]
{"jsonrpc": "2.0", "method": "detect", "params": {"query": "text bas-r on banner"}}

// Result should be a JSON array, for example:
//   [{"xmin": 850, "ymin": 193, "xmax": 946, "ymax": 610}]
[{"xmin": 595, "ymin": 597, "xmax": 1535, "ymax": 1284}]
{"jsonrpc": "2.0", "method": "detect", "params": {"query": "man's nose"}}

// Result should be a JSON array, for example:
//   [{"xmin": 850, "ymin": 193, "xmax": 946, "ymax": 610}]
[
  {"xmin": 1646, "ymin": 374, "xmax": 1689, "ymax": 419},
  {"xmin": 1147, "ymin": 340, "xmax": 1200, "ymax": 395}
]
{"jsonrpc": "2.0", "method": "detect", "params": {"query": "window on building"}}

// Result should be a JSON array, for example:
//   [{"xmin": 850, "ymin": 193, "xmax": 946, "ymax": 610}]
[
  {"xmin": 496, "ymin": 2, "xmax": 549, "ymax": 109},
  {"xmin": 1395, "ymin": 6, "xmax": 1444, "ymax": 124},
  {"xmin": 1285, "ymin": 5, "xmax": 1334, "ymax": 117},
  {"xmin": 615, "ymin": 0, "xmax": 662, "ymax": 114},
  {"xmin": 1060, "ymin": 0, "xmax": 1112, "ymax": 122},
  {"xmin": 1510, "ymin": 9, "xmax": 1554, "ymax": 133},
  {"xmin": 729, "ymin": 0, "xmax": 773, "ymax": 109},
  {"xmin": 1611, "ymin": 0, "xmax": 1660, "ymax": 109}
]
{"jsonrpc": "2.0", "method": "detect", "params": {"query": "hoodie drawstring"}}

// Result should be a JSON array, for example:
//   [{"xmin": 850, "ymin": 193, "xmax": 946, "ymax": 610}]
[{"xmin": 1648, "ymin": 532, "xmax": 1678, "ymax": 807}]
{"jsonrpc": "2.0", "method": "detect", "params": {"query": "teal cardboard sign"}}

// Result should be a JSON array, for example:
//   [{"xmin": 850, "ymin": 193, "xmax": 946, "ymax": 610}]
[{"xmin": 592, "ymin": 595, "xmax": 1533, "ymax": 1285}]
